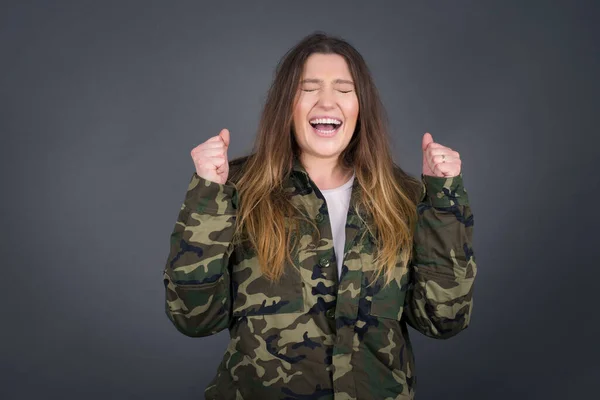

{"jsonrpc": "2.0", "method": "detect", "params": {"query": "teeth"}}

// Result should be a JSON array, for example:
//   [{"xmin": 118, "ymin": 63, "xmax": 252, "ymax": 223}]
[{"xmin": 309, "ymin": 118, "xmax": 342, "ymax": 125}]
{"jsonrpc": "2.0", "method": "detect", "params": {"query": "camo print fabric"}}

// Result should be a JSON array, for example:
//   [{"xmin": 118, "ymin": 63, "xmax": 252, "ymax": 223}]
[{"xmin": 162, "ymin": 155, "xmax": 476, "ymax": 399}]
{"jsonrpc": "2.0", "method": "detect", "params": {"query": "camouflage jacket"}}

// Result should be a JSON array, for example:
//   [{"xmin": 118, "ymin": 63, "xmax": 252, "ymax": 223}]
[{"xmin": 162, "ymin": 155, "xmax": 476, "ymax": 399}]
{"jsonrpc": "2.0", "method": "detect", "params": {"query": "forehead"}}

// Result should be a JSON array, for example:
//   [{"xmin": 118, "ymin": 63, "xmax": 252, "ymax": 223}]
[{"xmin": 301, "ymin": 53, "xmax": 352, "ymax": 79}]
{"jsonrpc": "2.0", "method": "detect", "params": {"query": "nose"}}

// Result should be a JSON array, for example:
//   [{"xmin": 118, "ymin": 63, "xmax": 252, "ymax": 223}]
[{"xmin": 316, "ymin": 87, "xmax": 336, "ymax": 109}]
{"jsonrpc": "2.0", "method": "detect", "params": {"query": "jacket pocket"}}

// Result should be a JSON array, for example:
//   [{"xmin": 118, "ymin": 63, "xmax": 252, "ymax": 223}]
[
  {"xmin": 230, "ymin": 256, "xmax": 305, "ymax": 317},
  {"xmin": 367, "ymin": 267, "xmax": 409, "ymax": 320},
  {"xmin": 167, "ymin": 275, "xmax": 226, "ymax": 311},
  {"xmin": 164, "ymin": 272, "xmax": 230, "ymax": 336}
]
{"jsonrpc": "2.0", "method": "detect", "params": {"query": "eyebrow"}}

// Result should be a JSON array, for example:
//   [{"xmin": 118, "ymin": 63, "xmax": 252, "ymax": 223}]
[{"xmin": 300, "ymin": 78, "xmax": 354, "ymax": 85}]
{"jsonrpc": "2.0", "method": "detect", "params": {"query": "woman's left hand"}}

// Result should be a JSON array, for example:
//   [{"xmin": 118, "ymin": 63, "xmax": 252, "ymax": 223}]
[{"xmin": 421, "ymin": 132, "xmax": 462, "ymax": 178}]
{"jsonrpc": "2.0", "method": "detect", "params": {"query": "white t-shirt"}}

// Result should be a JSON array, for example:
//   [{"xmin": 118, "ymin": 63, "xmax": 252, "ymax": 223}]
[{"xmin": 320, "ymin": 172, "xmax": 355, "ymax": 279}]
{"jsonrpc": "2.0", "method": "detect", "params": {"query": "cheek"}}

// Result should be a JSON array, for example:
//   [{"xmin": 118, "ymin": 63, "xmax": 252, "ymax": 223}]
[
  {"xmin": 292, "ymin": 110, "xmax": 303, "ymax": 133},
  {"xmin": 343, "ymin": 97, "xmax": 359, "ymax": 122},
  {"xmin": 293, "ymin": 98, "xmax": 310, "ymax": 128}
]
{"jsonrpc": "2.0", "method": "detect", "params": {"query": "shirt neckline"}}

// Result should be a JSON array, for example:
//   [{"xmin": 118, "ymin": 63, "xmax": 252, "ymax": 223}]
[{"xmin": 320, "ymin": 171, "xmax": 356, "ymax": 194}]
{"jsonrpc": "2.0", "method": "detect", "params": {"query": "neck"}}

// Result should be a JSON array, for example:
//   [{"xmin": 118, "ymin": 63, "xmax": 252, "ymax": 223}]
[{"xmin": 300, "ymin": 153, "xmax": 354, "ymax": 190}]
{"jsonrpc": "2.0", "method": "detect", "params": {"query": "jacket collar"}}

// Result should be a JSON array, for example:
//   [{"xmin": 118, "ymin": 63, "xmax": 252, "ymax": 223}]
[
  {"xmin": 289, "ymin": 154, "xmax": 368, "ymax": 249},
  {"xmin": 289, "ymin": 154, "xmax": 364, "ymax": 217}
]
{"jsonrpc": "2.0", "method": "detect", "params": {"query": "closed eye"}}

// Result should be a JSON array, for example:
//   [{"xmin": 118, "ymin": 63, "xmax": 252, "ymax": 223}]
[{"xmin": 301, "ymin": 89, "xmax": 354, "ymax": 93}]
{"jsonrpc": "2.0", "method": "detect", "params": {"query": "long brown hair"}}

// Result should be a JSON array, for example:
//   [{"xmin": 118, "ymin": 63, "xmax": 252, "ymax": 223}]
[{"xmin": 229, "ymin": 31, "xmax": 421, "ymax": 287}]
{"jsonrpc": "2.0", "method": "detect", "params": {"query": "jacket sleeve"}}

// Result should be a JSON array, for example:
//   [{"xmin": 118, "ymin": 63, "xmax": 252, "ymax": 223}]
[
  {"xmin": 402, "ymin": 173, "xmax": 477, "ymax": 339},
  {"xmin": 162, "ymin": 172, "xmax": 238, "ymax": 337}
]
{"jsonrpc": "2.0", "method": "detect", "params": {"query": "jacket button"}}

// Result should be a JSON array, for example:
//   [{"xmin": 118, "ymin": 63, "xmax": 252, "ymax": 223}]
[
  {"xmin": 319, "ymin": 257, "xmax": 330, "ymax": 267},
  {"xmin": 315, "ymin": 213, "xmax": 324, "ymax": 223},
  {"xmin": 326, "ymin": 308, "xmax": 335, "ymax": 319}
]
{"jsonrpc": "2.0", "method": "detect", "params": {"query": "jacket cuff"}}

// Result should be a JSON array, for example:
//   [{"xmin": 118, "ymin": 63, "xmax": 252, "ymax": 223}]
[
  {"xmin": 183, "ymin": 172, "xmax": 238, "ymax": 215},
  {"xmin": 420, "ymin": 173, "xmax": 469, "ymax": 207}
]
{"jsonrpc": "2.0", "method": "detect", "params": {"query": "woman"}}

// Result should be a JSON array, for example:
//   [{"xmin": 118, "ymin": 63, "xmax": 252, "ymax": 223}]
[{"xmin": 163, "ymin": 32, "xmax": 476, "ymax": 400}]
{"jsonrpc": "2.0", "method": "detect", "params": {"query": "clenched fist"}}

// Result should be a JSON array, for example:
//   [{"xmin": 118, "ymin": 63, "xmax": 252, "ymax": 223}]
[
  {"xmin": 422, "ymin": 132, "xmax": 462, "ymax": 178},
  {"xmin": 191, "ymin": 128, "xmax": 230, "ymax": 184}
]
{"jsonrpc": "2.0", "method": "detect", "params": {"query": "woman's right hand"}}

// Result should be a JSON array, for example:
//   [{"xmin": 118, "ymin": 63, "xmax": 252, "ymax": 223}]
[{"xmin": 190, "ymin": 128, "xmax": 230, "ymax": 184}]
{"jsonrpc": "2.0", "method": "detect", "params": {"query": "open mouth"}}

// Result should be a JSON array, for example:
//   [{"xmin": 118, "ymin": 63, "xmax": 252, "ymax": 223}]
[{"xmin": 309, "ymin": 118, "xmax": 343, "ymax": 136}]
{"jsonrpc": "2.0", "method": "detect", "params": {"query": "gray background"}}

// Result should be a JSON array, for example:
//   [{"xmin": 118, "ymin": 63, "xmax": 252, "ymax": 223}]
[{"xmin": 1, "ymin": 1, "xmax": 598, "ymax": 399}]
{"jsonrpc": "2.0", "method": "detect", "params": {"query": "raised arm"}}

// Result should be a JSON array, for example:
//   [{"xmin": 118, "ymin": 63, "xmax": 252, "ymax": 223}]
[
  {"xmin": 162, "ymin": 172, "xmax": 237, "ymax": 337},
  {"xmin": 163, "ymin": 129, "xmax": 238, "ymax": 337},
  {"xmin": 402, "ymin": 172, "xmax": 477, "ymax": 339}
]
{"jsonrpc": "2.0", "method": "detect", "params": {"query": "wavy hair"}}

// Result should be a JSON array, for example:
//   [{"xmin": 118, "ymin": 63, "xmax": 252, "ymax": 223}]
[{"xmin": 229, "ymin": 31, "xmax": 421, "ymax": 288}]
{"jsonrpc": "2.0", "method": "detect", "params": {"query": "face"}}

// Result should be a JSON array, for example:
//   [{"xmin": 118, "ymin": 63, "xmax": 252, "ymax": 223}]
[{"xmin": 292, "ymin": 53, "xmax": 359, "ymax": 164}]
